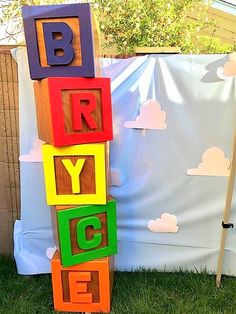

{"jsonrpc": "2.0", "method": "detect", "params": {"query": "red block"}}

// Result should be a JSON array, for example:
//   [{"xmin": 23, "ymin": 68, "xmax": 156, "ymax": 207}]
[{"xmin": 34, "ymin": 77, "xmax": 113, "ymax": 146}]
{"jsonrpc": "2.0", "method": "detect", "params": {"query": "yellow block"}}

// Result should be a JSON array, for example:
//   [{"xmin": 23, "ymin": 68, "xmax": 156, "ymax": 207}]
[{"xmin": 42, "ymin": 143, "xmax": 107, "ymax": 205}]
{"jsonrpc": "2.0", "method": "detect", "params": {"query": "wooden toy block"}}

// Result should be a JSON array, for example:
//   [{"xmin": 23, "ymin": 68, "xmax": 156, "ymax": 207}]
[
  {"xmin": 51, "ymin": 196, "xmax": 117, "ymax": 267},
  {"xmin": 34, "ymin": 77, "xmax": 113, "ymax": 146},
  {"xmin": 51, "ymin": 251, "xmax": 114, "ymax": 312},
  {"xmin": 42, "ymin": 143, "xmax": 107, "ymax": 205},
  {"xmin": 22, "ymin": 4, "xmax": 95, "ymax": 79}
]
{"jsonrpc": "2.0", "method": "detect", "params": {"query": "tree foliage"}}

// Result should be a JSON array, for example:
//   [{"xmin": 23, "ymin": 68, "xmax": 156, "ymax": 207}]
[
  {"xmin": 91, "ymin": 0, "xmax": 235, "ymax": 54},
  {"xmin": 0, "ymin": 0, "xmax": 234, "ymax": 54}
]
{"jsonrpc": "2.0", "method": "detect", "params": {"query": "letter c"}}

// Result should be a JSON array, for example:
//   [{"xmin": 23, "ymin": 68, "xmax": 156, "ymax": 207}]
[{"xmin": 76, "ymin": 216, "xmax": 102, "ymax": 250}]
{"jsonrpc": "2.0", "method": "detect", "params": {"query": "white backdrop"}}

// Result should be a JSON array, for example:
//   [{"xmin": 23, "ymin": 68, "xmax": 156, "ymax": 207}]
[{"xmin": 13, "ymin": 47, "xmax": 236, "ymax": 275}]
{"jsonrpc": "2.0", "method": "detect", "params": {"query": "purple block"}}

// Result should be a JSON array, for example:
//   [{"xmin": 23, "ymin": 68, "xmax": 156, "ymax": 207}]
[{"xmin": 22, "ymin": 4, "xmax": 95, "ymax": 79}]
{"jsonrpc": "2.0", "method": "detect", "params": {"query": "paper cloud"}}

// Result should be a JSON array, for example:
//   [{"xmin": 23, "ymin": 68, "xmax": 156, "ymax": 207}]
[
  {"xmin": 124, "ymin": 99, "xmax": 166, "ymax": 129},
  {"xmin": 217, "ymin": 52, "xmax": 236, "ymax": 80},
  {"xmin": 148, "ymin": 213, "xmax": 178, "ymax": 233},
  {"xmin": 19, "ymin": 138, "xmax": 44, "ymax": 162},
  {"xmin": 187, "ymin": 147, "xmax": 230, "ymax": 177},
  {"xmin": 46, "ymin": 246, "xmax": 57, "ymax": 260},
  {"xmin": 110, "ymin": 168, "xmax": 122, "ymax": 186}
]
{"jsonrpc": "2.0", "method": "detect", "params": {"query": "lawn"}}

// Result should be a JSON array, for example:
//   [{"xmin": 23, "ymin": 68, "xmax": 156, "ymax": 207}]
[{"xmin": 1, "ymin": 255, "xmax": 236, "ymax": 314}]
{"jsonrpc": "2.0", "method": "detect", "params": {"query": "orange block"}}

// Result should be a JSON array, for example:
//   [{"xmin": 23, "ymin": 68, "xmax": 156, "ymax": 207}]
[{"xmin": 51, "ymin": 251, "xmax": 114, "ymax": 312}]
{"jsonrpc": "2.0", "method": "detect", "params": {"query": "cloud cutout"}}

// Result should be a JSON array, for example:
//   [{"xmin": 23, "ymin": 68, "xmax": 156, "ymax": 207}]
[
  {"xmin": 19, "ymin": 138, "xmax": 44, "ymax": 162},
  {"xmin": 124, "ymin": 99, "xmax": 167, "ymax": 129},
  {"xmin": 217, "ymin": 52, "xmax": 236, "ymax": 80},
  {"xmin": 46, "ymin": 246, "xmax": 57, "ymax": 260},
  {"xmin": 187, "ymin": 147, "xmax": 230, "ymax": 177},
  {"xmin": 110, "ymin": 168, "xmax": 122, "ymax": 186},
  {"xmin": 148, "ymin": 213, "xmax": 178, "ymax": 233}
]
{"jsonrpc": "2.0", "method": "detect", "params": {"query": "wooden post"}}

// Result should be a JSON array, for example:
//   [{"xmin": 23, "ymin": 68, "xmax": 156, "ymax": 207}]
[{"xmin": 216, "ymin": 129, "xmax": 236, "ymax": 288}]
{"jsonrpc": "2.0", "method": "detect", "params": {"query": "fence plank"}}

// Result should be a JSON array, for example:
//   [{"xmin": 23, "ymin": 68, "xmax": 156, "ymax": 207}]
[{"xmin": 0, "ymin": 46, "xmax": 19, "ymax": 254}]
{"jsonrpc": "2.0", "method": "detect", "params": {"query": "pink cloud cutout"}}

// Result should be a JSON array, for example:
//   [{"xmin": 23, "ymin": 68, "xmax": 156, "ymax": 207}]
[
  {"xmin": 19, "ymin": 138, "xmax": 44, "ymax": 162},
  {"xmin": 124, "ymin": 99, "xmax": 167, "ymax": 130},
  {"xmin": 187, "ymin": 147, "xmax": 230, "ymax": 177},
  {"xmin": 110, "ymin": 168, "xmax": 122, "ymax": 186},
  {"xmin": 148, "ymin": 213, "xmax": 178, "ymax": 233},
  {"xmin": 217, "ymin": 52, "xmax": 236, "ymax": 79}
]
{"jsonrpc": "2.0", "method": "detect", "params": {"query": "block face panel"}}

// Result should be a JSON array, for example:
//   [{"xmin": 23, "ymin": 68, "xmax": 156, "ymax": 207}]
[
  {"xmin": 35, "ymin": 17, "xmax": 82, "ymax": 67},
  {"xmin": 34, "ymin": 77, "xmax": 113, "ymax": 146},
  {"xmin": 56, "ymin": 198, "xmax": 117, "ymax": 266},
  {"xmin": 42, "ymin": 143, "xmax": 107, "ymax": 205},
  {"xmin": 22, "ymin": 3, "xmax": 95, "ymax": 79},
  {"xmin": 51, "ymin": 252, "xmax": 112, "ymax": 312}
]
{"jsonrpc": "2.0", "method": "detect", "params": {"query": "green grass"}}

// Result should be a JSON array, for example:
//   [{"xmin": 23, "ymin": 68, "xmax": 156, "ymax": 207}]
[{"xmin": 1, "ymin": 256, "xmax": 236, "ymax": 314}]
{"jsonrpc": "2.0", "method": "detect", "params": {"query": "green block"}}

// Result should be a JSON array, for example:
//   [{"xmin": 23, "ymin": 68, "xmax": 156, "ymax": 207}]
[{"xmin": 57, "ymin": 198, "xmax": 117, "ymax": 267}]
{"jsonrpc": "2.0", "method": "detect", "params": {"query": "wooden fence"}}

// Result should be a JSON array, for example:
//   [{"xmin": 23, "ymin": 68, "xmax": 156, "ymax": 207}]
[
  {"xmin": 0, "ymin": 46, "xmax": 20, "ymax": 254},
  {"xmin": 188, "ymin": 6, "xmax": 236, "ymax": 45}
]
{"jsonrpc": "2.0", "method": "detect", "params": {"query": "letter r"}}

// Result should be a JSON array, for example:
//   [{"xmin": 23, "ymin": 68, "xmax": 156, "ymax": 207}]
[
  {"xmin": 43, "ymin": 22, "xmax": 74, "ymax": 65},
  {"xmin": 71, "ymin": 93, "xmax": 97, "ymax": 130}
]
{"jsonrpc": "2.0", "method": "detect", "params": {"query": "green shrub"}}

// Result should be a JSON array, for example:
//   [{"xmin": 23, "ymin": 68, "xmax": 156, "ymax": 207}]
[
  {"xmin": 195, "ymin": 35, "xmax": 235, "ymax": 54},
  {"xmin": 91, "ymin": 0, "xmax": 234, "ymax": 54}
]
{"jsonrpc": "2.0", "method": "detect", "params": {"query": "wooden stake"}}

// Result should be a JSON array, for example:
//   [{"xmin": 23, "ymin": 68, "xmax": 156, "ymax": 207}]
[{"xmin": 216, "ymin": 130, "xmax": 236, "ymax": 288}]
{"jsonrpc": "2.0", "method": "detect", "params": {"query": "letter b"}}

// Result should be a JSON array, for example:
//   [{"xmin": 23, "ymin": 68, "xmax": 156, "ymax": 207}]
[{"xmin": 43, "ymin": 22, "xmax": 74, "ymax": 65}]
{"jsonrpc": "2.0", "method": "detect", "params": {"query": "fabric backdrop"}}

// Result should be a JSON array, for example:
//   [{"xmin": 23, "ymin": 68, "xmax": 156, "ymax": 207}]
[{"xmin": 12, "ymin": 47, "xmax": 236, "ymax": 275}]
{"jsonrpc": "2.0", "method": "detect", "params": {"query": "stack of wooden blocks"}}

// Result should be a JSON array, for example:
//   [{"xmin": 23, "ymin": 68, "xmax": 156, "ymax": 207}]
[{"xmin": 22, "ymin": 3, "xmax": 117, "ymax": 313}]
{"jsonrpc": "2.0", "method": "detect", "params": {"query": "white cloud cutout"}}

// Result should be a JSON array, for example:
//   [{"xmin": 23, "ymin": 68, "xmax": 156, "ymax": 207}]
[
  {"xmin": 187, "ymin": 147, "xmax": 230, "ymax": 177},
  {"xmin": 148, "ymin": 213, "xmax": 178, "ymax": 233},
  {"xmin": 19, "ymin": 138, "xmax": 44, "ymax": 162},
  {"xmin": 46, "ymin": 246, "xmax": 57, "ymax": 260},
  {"xmin": 124, "ymin": 99, "xmax": 167, "ymax": 130}
]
